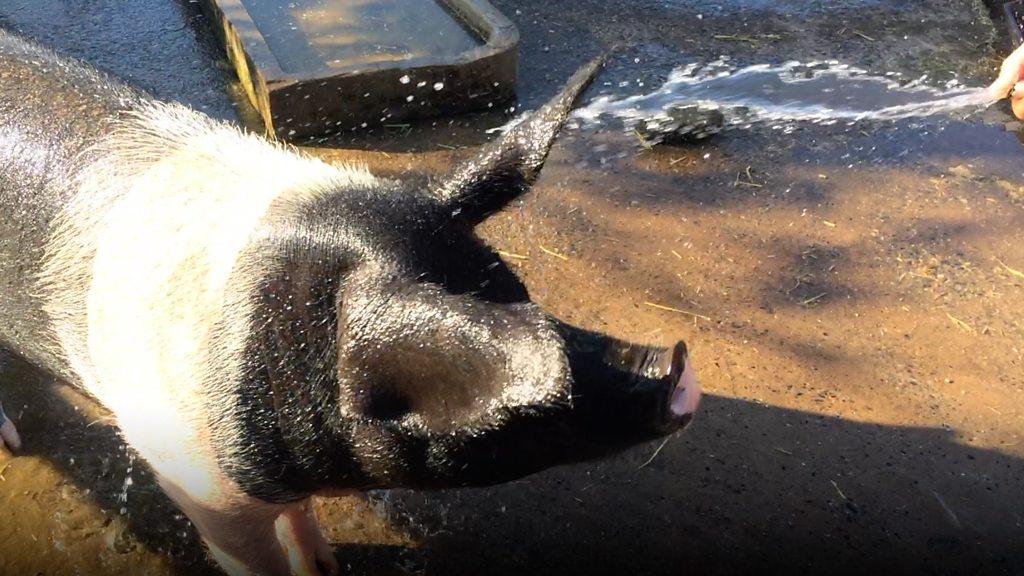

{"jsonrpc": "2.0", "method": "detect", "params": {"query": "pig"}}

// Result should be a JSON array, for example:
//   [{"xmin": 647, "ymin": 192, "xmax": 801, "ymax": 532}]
[{"xmin": 0, "ymin": 28, "xmax": 701, "ymax": 575}]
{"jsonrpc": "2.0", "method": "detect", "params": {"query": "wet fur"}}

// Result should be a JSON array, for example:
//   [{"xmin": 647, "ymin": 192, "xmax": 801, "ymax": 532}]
[
  {"xmin": 38, "ymin": 100, "xmax": 378, "ymax": 503},
  {"xmin": 1, "ymin": 21, "xmax": 567, "ymax": 510},
  {"xmin": 0, "ymin": 28, "xmax": 682, "ymax": 576},
  {"xmin": 0, "ymin": 29, "xmax": 381, "ymax": 571}
]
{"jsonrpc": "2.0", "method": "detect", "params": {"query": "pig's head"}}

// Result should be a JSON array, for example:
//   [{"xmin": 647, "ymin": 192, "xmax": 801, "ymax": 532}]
[{"xmin": 229, "ymin": 58, "xmax": 701, "ymax": 502}]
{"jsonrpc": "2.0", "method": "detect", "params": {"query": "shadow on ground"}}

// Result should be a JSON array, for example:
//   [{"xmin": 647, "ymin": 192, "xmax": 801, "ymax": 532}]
[{"xmin": 3, "ymin": 350, "xmax": 1021, "ymax": 576}]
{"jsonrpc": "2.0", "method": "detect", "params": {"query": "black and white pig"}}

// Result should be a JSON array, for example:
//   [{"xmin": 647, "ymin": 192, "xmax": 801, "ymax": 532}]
[{"xmin": 0, "ymin": 29, "xmax": 701, "ymax": 575}]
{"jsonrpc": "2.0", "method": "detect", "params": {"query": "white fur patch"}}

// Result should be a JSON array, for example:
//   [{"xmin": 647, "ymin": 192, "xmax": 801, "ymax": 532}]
[{"xmin": 38, "ymin": 101, "xmax": 378, "ymax": 504}]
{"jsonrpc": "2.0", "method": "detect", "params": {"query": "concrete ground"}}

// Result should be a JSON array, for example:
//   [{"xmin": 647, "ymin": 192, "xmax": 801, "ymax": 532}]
[{"xmin": 0, "ymin": 0, "xmax": 1022, "ymax": 575}]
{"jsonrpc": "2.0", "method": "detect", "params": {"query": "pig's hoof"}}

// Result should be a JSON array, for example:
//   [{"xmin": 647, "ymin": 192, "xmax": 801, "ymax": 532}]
[
  {"xmin": 304, "ymin": 527, "xmax": 339, "ymax": 576},
  {"xmin": 275, "ymin": 501, "xmax": 340, "ymax": 576},
  {"xmin": 313, "ymin": 543, "xmax": 340, "ymax": 576},
  {"xmin": 0, "ymin": 406, "xmax": 21, "ymax": 454}
]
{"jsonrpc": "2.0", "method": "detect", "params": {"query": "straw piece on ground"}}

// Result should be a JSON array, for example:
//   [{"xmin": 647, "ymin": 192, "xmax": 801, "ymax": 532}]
[
  {"xmin": 946, "ymin": 313, "xmax": 976, "ymax": 334},
  {"xmin": 638, "ymin": 437, "xmax": 672, "ymax": 469},
  {"xmin": 997, "ymin": 259, "xmax": 1024, "ymax": 280},
  {"xmin": 942, "ymin": 311, "xmax": 974, "ymax": 334},
  {"xmin": 643, "ymin": 301, "xmax": 711, "ymax": 320},
  {"xmin": 830, "ymin": 479, "xmax": 847, "ymax": 500},
  {"xmin": 497, "ymin": 250, "xmax": 529, "ymax": 260},
  {"xmin": 801, "ymin": 292, "xmax": 828, "ymax": 306},
  {"xmin": 539, "ymin": 245, "xmax": 569, "ymax": 261}
]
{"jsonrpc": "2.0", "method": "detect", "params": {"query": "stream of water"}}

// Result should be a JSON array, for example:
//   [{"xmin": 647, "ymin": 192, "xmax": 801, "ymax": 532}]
[{"xmin": 573, "ymin": 59, "xmax": 996, "ymax": 134}]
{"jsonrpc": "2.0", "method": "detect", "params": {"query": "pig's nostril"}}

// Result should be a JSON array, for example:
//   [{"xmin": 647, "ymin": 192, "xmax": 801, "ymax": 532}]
[
  {"xmin": 668, "ymin": 341, "xmax": 687, "ymax": 382},
  {"xmin": 644, "ymin": 341, "xmax": 686, "ymax": 382},
  {"xmin": 364, "ymin": 388, "xmax": 413, "ymax": 421}
]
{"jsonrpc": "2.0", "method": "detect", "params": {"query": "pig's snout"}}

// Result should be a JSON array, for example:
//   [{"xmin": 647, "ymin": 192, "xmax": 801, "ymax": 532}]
[
  {"xmin": 609, "ymin": 340, "xmax": 701, "ymax": 433},
  {"xmin": 562, "ymin": 326, "xmax": 702, "ymax": 440},
  {"xmin": 666, "ymin": 342, "xmax": 701, "ymax": 428}
]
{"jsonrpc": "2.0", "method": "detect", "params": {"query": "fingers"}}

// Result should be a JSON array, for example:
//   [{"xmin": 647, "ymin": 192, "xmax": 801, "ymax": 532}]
[
  {"xmin": 0, "ymin": 419, "xmax": 21, "ymax": 453},
  {"xmin": 1013, "ymin": 91, "xmax": 1024, "ymax": 120},
  {"xmin": 988, "ymin": 44, "xmax": 1024, "ymax": 101},
  {"xmin": 989, "ymin": 68, "xmax": 1018, "ymax": 101}
]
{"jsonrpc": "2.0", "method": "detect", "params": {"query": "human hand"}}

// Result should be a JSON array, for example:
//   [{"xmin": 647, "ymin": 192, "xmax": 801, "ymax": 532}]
[{"xmin": 989, "ymin": 43, "xmax": 1024, "ymax": 119}]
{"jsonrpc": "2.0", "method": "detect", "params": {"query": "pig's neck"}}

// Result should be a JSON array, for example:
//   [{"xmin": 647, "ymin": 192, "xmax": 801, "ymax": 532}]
[{"xmin": 208, "ymin": 227, "xmax": 370, "ymax": 503}]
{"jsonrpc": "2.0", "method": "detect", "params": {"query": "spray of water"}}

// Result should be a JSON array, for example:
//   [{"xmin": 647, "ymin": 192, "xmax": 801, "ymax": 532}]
[{"xmin": 573, "ymin": 59, "xmax": 995, "ymax": 132}]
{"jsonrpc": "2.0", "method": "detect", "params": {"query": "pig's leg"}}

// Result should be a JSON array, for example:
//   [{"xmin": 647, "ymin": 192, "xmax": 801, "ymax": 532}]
[
  {"xmin": 161, "ymin": 477, "xmax": 338, "ymax": 576},
  {"xmin": 159, "ymin": 477, "xmax": 295, "ymax": 576},
  {"xmin": 0, "ymin": 401, "xmax": 21, "ymax": 453},
  {"xmin": 275, "ymin": 499, "xmax": 340, "ymax": 576}
]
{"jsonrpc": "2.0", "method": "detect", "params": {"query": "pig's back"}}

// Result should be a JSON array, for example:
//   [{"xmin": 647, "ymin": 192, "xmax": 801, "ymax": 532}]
[{"xmin": 0, "ymin": 29, "xmax": 140, "ymax": 375}]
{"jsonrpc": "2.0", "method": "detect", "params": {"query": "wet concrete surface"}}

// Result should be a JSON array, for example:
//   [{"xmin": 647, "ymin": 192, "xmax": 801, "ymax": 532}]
[{"xmin": 1, "ymin": 0, "xmax": 1024, "ymax": 575}]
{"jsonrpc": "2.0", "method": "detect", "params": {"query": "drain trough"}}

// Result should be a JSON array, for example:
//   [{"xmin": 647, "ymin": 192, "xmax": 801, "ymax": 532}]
[{"xmin": 199, "ymin": 0, "xmax": 518, "ymax": 139}]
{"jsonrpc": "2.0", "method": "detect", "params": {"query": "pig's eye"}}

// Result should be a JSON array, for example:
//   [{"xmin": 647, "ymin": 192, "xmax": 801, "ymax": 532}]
[{"xmin": 363, "ymin": 387, "xmax": 412, "ymax": 421}]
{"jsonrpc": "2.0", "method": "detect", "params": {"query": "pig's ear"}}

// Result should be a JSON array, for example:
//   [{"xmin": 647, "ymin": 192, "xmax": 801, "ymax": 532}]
[{"xmin": 431, "ymin": 56, "xmax": 605, "ymax": 221}]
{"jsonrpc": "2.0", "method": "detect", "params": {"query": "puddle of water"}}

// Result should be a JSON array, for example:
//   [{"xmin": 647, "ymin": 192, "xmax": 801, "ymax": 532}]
[
  {"xmin": 574, "ymin": 60, "xmax": 994, "ymax": 135},
  {"xmin": 241, "ymin": 0, "xmax": 482, "ymax": 74}
]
